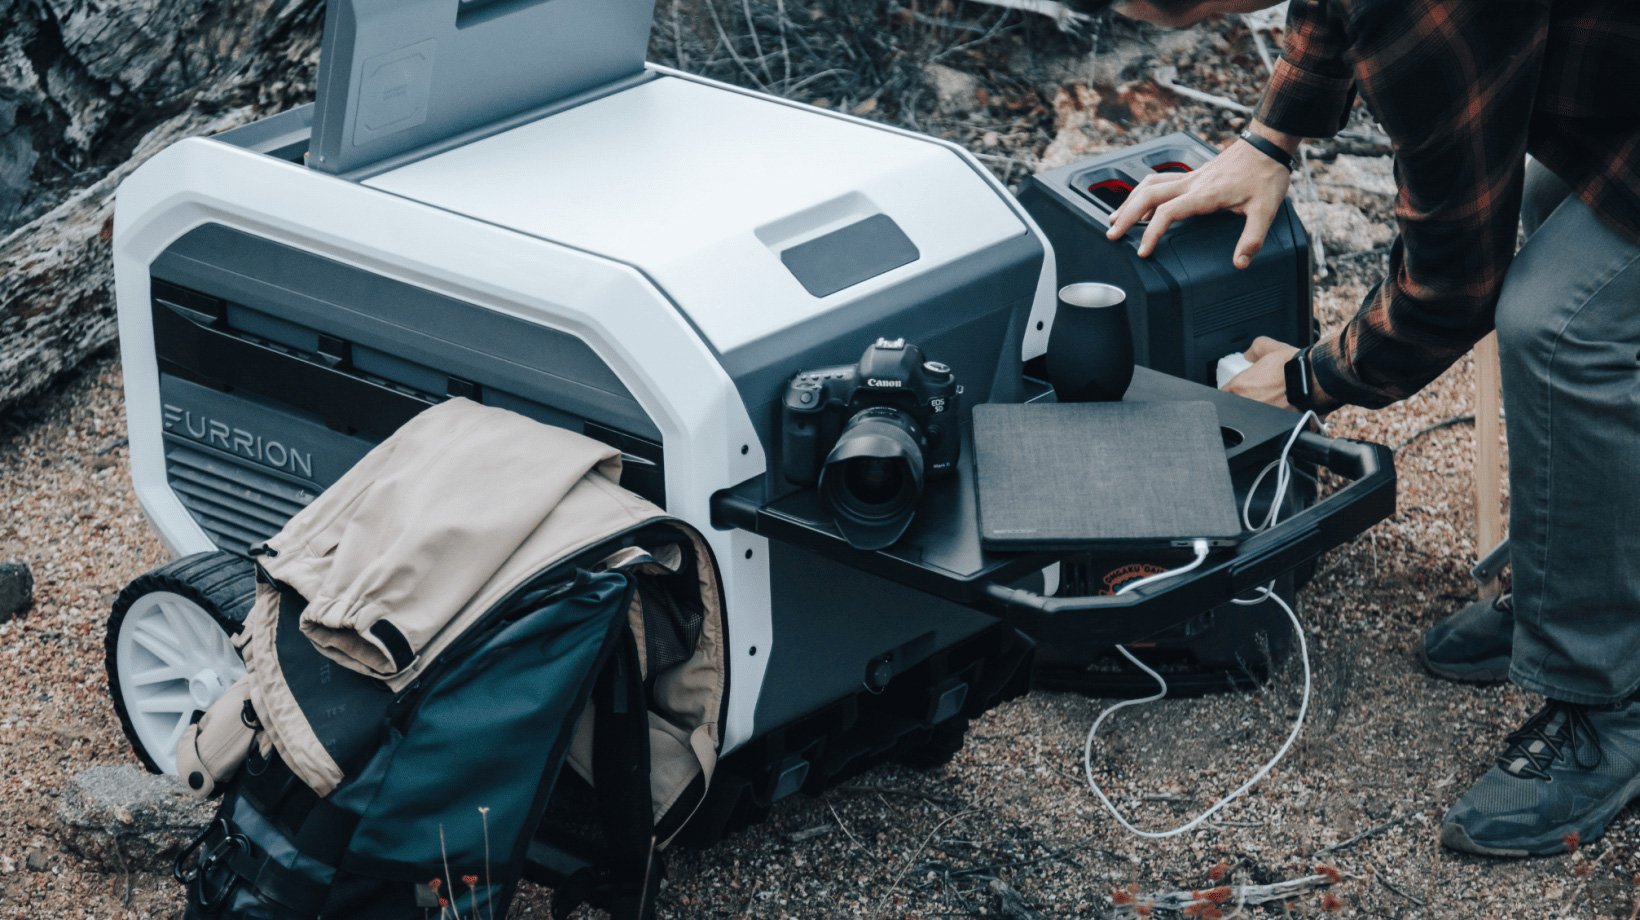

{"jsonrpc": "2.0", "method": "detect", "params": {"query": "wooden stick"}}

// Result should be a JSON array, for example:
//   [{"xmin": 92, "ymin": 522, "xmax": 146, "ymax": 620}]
[
  {"xmin": 1127, "ymin": 874, "xmax": 1337, "ymax": 911},
  {"xmin": 1309, "ymin": 811, "xmax": 1416, "ymax": 857},
  {"xmin": 963, "ymin": 0, "xmax": 1091, "ymax": 26},
  {"xmin": 1473, "ymin": 333, "xmax": 1505, "ymax": 598}
]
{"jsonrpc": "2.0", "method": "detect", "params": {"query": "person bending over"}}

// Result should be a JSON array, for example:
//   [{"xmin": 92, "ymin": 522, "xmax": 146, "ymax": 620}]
[{"xmin": 1076, "ymin": 0, "xmax": 1639, "ymax": 857}]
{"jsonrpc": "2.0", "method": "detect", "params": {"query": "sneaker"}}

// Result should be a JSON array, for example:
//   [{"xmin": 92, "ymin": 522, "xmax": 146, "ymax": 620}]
[
  {"xmin": 1440, "ymin": 699, "xmax": 1640, "ymax": 857},
  {"xmin": 1419, "ymin": 594, "xmax": 1513, "ymax": 684}
]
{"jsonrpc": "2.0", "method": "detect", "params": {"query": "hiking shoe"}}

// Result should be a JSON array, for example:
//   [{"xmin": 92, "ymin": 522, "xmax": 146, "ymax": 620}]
[
  {"xmin": 1440, "ymin": 699, "xmax": 1640, "ymax": 857},
  {"xmin": 1419, "ymin": 594, "xmax": 1513, "ymax": 684}
]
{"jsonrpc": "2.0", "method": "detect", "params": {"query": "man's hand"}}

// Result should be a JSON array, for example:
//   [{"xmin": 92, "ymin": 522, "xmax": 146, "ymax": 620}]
[
  {"xmin": 1225, "ymin": 336, "xmax": 1300, "ymax": 409},
  {"xmin": 1105, "ymin": 124, "xmax": 1299, "ymax": 269}
]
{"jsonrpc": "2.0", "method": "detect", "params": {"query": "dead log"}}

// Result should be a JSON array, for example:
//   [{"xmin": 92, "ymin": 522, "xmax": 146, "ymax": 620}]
[{"xmin": 0, "ymin": 0, "xmax": 324, "ymax": 415}]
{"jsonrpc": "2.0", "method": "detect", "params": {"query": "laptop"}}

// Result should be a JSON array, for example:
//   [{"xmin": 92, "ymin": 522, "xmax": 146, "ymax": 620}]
[{"xmin": 973, "ymin": 401, "xmax": 1244, "ymax": 553}]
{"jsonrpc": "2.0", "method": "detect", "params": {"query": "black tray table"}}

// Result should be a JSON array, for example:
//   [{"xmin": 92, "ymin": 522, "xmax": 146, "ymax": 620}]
[{"xmin": 711, "ymin": 368, "xmax": 1395, "ymax": 645}]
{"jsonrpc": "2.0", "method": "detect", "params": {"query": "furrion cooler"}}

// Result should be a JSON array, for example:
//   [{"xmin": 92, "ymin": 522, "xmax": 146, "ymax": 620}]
[{"xmin": 104, "ymin": 0, "xmax": 1395, "ymax": 889}]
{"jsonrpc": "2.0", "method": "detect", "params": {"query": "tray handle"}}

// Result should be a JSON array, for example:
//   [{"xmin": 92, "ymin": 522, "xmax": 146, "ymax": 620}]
[{"xmin": 982, "ymin": 432, "xmax": 1394, "ymax": 618}]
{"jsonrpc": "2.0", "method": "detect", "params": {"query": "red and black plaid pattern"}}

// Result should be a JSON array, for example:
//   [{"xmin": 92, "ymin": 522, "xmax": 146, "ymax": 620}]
[{"xmin": 1253, "ymin": 0, "xmax": 1639, "ymax": 409}]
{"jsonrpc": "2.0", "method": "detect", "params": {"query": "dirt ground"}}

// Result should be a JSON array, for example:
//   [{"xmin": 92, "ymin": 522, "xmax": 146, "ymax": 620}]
[
  {"xmin": 3, "ymin": 289, "xmax": 1636, "ymax": 920},
  {"xmin": 3, "ymin": 9, "xmax": 1637, "ymax": 920}
]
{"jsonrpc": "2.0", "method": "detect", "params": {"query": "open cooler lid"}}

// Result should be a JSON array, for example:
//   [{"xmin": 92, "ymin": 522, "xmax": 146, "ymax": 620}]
[{"xmin": 309, "ymin": 0, "xmax": 656, "ymax": 176}]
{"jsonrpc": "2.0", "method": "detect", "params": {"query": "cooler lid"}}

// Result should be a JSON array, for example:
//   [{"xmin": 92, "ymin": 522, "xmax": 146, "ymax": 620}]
[{"xmin": 309, "ymin": 0, "xmax": 655, "ymax": 176}]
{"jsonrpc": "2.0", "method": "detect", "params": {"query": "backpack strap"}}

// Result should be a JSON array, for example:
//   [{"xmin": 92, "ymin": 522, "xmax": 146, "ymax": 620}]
[
  {"xmin": 591, "ymin": 626, "xmax": 660, "ymax": 920},
  {"xmin": 549, "ymin": 622, "xmax": 659, "ymax": 920}
]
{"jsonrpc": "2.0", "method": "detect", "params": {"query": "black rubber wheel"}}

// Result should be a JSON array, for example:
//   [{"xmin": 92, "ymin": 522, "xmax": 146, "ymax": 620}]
[
  {"xmin": 898, "ymin": 716, "xmax": 971, "ymax": 770},
  {"xmin": 105, "ymin": 552, "xmax": 257, "ymax": 774}
]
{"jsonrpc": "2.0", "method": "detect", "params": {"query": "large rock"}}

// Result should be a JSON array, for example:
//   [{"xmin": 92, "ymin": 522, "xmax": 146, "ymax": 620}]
[
  {"xmin": 0, "ymin": 560, "xmax": 30, "ymax": 621},
  {"xmin": 54, "ymin": 764, "xmax": 217, "ymax": 872}
]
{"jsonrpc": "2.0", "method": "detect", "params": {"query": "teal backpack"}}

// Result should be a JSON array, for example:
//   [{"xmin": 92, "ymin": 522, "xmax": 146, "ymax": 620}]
[{"xmin": 177, "ymin": 521, "xmax": 720, "ymax": 920}]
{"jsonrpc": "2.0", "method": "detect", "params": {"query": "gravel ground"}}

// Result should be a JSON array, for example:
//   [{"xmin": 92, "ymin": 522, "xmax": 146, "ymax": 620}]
[{"xmin": 3, "ymin": 15, "xmax": 1636, "ymax": 919}]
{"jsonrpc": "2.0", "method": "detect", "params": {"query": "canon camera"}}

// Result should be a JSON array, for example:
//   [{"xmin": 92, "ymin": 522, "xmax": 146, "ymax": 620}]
[{"xmin": 781, "ymin": 338, "xmax": 962, "ymax": 550}]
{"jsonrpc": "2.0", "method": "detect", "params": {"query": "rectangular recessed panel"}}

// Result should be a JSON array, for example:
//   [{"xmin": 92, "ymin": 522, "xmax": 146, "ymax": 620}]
[{"xmin": 779, "ymin": 214, "xmax": 920, "ymax": 298}]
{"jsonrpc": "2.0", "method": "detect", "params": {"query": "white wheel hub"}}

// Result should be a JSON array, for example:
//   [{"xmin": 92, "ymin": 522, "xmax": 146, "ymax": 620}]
[{"xmin": 115, "ymin": 591, "xmax": 245, "ymax": 775}]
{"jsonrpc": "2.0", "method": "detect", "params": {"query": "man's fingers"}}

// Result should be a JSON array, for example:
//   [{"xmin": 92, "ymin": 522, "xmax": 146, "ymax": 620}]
[
  {"xmin": 1137, "ymin": 198, "xmax": 1195, "ymax": 257},
  {"xmin": 1106, "ymin": 180, "xmax": 1187, "ymax": 241},
  {"xmin": 1244, "ymin": 336, "xmax": 1288, "ymax": 360},
  {"xmin": 1136, "ymin": 171, "xmax": 1191, "ymax": 191},
  {"xmin": 1233, "ymin": 202, "xmax": 1279, "ymax": 269},
  {"xmin": 1106, "ymin": 189, "xmax": 1155, "ymax": 239}
]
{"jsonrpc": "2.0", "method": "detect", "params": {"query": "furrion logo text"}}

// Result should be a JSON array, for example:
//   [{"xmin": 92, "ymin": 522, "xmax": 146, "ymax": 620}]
[{"xmin": 163, "ymin": 404, "xmax": 315, "ymax": 479}]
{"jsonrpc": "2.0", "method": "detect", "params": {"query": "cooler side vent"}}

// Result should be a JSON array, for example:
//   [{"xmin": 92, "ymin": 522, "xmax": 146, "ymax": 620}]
[
  {"xmin": 1196, "ymin": 288, "xmax": 1283, "ymax": 334},
  {"xmin": 164, "ymin": 442, "xmax": 316, "ymax": 554}
]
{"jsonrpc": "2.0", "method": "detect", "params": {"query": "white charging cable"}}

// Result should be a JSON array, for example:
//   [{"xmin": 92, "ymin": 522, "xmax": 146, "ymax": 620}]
[
  {"xmin": 1083, "ymin": 411, "xmax": 1319, "ymax": 839},
  {"xmin": 1242, "ymin": 411, "xmax": 1321, "ymax": 531}
]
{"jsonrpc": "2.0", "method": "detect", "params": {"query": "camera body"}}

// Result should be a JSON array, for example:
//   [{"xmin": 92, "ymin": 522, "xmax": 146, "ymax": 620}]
[
  {"xmin": 781, "ymin": 339, "xmax": 961, "ymax": 486},
  {"xmin": 780, "ymin": 339, "xmax": 961, "ymax": 549}
]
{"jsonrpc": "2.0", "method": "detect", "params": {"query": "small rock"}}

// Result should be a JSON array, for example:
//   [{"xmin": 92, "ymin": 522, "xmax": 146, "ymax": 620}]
[
  {"xmin": 0, "ymin": 561, "xmax": 32, "ymax": 621},
  {"xmin": 53, "ymin": 765, "xmax": 216, "ymax": 872},
  {"xmin": 925, "ymin": 63, "xmax": 981, "ymax": 116},
  {"xmin": 25, "ymin": 849, "xmax": 49, "ymax": 872}
]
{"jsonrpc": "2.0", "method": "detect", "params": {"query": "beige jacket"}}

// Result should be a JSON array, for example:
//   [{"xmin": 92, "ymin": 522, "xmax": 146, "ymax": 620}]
[{"xmin": 178, "ymin": 400, "xmax": 726, "ymax": 839}]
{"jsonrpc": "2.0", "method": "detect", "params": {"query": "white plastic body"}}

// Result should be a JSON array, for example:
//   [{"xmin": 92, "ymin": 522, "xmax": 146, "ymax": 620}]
[
  {"xmin": 368, "ymin": 72, "xmax": 1058, "ymax": 358},
  {"xmin": 114, "ymin": 68, "xmax": 1058, "ymax": 753}
]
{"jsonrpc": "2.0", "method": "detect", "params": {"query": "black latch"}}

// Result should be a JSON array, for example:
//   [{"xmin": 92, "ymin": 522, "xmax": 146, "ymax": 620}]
[
  {"xmin": 152, "ymin": 280, "xmax": 227, "ymax": 327},
  {"xmin": 447, "ymin": 376, "xmax": 482, "ymax": 401},
  {"xmin": 316, "ymin": 335, "xmax": 351, "ymax": 369}
]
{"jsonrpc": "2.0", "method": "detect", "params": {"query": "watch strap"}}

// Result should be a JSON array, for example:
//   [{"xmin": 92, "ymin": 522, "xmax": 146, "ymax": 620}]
[
  {"xmin": 1284, "ymin": 346, "xmax": 1317, "ymax": 409},
  {"xmin": 1239, "ymin": 129, "xmax": 1296, "ymax": 171}
]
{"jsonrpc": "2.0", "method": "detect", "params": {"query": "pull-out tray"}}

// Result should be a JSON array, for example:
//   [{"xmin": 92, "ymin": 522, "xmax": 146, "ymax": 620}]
[{"xmin": 711, "ymin": 369, "xmax": 1395, "ymax": 642}]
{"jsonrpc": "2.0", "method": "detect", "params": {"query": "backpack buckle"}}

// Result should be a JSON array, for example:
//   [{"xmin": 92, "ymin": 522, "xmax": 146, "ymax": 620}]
[{"xmin": 194, "ymin": 829, "xmax": 251, "ymax": 912}]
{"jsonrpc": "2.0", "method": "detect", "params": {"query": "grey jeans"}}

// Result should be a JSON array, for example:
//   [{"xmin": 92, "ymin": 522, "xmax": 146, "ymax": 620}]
[{"xmin": 1498, "ymin": 160, "xmax": 1640, "ymax": 705}]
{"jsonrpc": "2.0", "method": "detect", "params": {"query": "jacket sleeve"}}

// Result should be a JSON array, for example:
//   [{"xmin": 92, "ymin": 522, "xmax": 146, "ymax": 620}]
[
  {"xmin": 1305, "ymin": 0, "xmax": 1550, "ymax": 408},
  {"xmin": 1252, "ymin": 0, "xmax": 1356, "ymax": 140}
]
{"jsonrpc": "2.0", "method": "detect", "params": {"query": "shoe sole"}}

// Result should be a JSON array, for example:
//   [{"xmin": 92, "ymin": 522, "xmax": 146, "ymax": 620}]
[
  {"xmin": 1440, "ymin": 772, "xmax": 1640, "ymax": 858},
  {"xmin": 1416, "ymin": 644, "xmax": 1510, "ymax": 685}
]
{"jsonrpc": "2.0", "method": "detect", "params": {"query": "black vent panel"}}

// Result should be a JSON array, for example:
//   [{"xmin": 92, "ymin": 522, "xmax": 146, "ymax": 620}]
[
  {"xmin": 165, "ymin": 442, "xmax": 316, "ymax": 555},
  {"xmin": 1196, "ymin": 288, "xmax": 1283, "ymax": 335}
]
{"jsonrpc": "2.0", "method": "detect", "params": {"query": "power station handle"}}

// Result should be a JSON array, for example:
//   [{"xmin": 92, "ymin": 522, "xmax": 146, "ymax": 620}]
[
  {"xmin": 982, "ymin": 434, "xmax": 1395, "ymax": 617},
  {"xmin": 457, "ymin": 0, "xmax": 557, "ymax": 28}
]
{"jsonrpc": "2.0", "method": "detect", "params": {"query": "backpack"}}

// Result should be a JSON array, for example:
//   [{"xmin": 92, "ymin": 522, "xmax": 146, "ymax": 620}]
[{"xmin": 175, "ymin": 522, "xmax": 721, "ymax": 920}]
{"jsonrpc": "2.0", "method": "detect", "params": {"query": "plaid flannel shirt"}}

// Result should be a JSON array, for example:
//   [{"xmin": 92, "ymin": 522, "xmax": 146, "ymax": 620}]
[{"xmin": 1255, "ymin": 0, "xmax": 1640, "ymax": 409}]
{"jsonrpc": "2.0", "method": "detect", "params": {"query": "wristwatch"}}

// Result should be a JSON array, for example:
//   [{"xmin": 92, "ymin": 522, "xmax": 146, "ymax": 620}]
[{"xmin": 1283, "ymin": 345, "xmax": 1316, "ymax": 409}]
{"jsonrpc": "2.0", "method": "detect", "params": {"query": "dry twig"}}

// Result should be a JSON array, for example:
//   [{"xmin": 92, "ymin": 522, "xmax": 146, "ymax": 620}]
[
  {"xmin": 1298, "ymin": 813, "xmax": 1416, "ymax": 859},
  {"xmin": 825, "ymin": 798, "xmax": 883, "ymax": 863},
  {"xmin": 1309, "ymin": 811, "xmax": 1417, "ymax": 857},
  {"xmin": 964, "ymin": 0, "xmax": 1090, "ymax": 30},
  {"xmin": 1117, "ymin": 874, "xmax": 1339, "ymax": 913},
  {"xmin": 875, "ymin": 808, "xmax": 978, "ymax": 914},
  {"xmin": 1372, "ymin": 864, "xmax": 1427, "ymax": 908}
]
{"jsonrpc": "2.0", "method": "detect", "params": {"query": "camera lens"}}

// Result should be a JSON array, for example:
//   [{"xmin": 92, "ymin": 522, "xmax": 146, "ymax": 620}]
[
  {"xmin": 819, "ymin": 407, "xmax": 926, "ymax": 551},
  {"xmin": 843, "ymin": 457, "xmax": 907, "ymax": 506}
]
